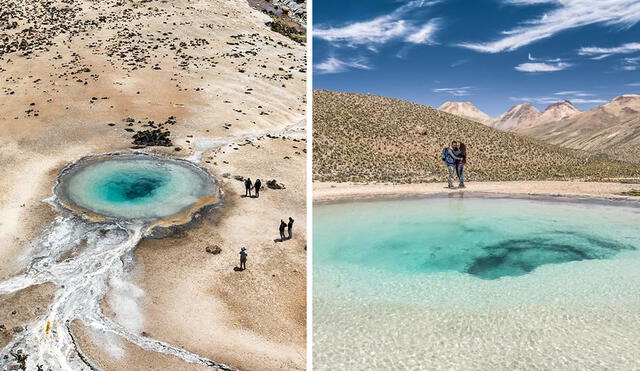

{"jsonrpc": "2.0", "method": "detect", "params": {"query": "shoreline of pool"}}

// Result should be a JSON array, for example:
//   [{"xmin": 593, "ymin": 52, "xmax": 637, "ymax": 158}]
[{"xmin": 314, "ymin": 181, "xmax": 640, "ymax": 205}]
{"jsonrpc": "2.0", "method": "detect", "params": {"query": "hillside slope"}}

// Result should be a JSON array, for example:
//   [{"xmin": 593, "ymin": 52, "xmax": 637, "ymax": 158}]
[{"xmin": 313, "ymin": 90, "xmax": 640, "ymax": 183}]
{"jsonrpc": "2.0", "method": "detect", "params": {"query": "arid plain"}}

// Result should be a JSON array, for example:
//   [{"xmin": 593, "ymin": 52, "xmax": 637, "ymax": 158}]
[{"xmin": 0, "ymin": 0, "xmax": 307, "ymax": 369}]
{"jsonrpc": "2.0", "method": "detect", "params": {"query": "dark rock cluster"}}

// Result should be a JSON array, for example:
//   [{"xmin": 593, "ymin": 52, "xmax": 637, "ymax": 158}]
[
  {"xmin": 205, "ymin": 245, "xmax": 222, "ymax": 254},
  {"xmin": 132, "ymin": 128, "xmax": 172, "ymax": 147},
  {"xmin": 266, "ymin": 179, "xmax": 285, "ymax": 189},
  {"xmin": 109, "ymin": 116, "xmax": 178, "ymax": 148}
]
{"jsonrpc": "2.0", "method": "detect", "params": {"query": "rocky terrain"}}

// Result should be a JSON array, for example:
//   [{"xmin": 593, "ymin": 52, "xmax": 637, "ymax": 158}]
[
  {"xmin": 248, "ymin": 0, "xmax": 306, "ymax": 43},
  {"xmin": 314, "ymin": 90, "xmax": 640, "ymax": 183}
]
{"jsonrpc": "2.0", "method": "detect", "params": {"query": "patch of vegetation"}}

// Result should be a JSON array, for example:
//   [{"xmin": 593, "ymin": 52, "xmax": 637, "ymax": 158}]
[
  {"xmin": 620, "ymin": 190, "xmax": 640, "ymax": 196},
  {"xmin": 266, "ymin": 17, "xmax": 305, "ymax": 43},
  {"xmin": 313, "ymin": 90, "xmax": 640, "ymax": 183}
]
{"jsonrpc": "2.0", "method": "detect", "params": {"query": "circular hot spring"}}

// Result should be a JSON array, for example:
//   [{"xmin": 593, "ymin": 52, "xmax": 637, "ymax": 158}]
[{"xmin": 55, "ymin": 153, "xmax": 219, "ymax": 221}]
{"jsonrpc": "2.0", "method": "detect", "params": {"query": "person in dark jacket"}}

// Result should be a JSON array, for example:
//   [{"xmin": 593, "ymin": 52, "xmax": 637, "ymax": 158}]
[
  {"xmin": 239, "ymin": 247, "xmax": 247, "ymax": 270},
  {"xmin": 244, "ymin": 178, "xmax": 252, "ymax": 197},
  {"xmin": 287, "ymin": 217, "xmax": 294, "ymax": 239},
  {"xmin": 254, "ymin": 179, "xmax": 262, "ymax": 198},
  {"xmin": 441, "ymin": 141, "xmax": 462, "ymax": 188},
  {"xmin": 279, "ymin": 220, "xmax": 287, "ymax": 241}
]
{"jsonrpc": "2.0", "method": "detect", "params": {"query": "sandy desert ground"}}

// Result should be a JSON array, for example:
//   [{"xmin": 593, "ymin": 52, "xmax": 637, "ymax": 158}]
[
  {"xmin": 314, "ymin": 181, "xmax": 640, "ymax": 203},
  {"xmin": 0, "ymin": 0, "xmax": 307, "ymax": 369}
]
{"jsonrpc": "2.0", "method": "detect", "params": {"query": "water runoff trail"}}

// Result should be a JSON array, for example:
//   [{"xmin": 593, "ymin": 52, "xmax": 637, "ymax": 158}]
[
  {"xmin": 0, "ymin": 190, "xmax": 233, "ymax": 370},
  {"xmin": 0, "ymin": 120, "xmax": 305, "ymax": 370}
]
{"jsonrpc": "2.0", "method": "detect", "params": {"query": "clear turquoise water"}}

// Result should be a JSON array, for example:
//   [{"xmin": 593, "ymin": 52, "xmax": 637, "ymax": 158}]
[
  {"xmin": 58, "ymin": 155, "xmax": 217, "ymax": 220},
  {"xmin": 313, "ymin": 197, "xmax": 640, "ymax": 370},
  {"xmin": 314, "ymin": 197, "xmax": 639, "ymax": 280}
]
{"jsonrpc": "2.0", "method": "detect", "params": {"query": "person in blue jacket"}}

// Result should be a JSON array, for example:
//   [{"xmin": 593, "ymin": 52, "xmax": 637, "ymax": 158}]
[{"xmin": 441, "ymin": 141, "xmax": 462, "ymax": 188}]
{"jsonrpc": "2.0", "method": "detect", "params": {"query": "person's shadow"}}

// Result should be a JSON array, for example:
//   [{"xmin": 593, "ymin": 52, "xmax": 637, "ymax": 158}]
[{"xmin": 233, "ymin": 266, "xmax": 244, "ymax": 272}]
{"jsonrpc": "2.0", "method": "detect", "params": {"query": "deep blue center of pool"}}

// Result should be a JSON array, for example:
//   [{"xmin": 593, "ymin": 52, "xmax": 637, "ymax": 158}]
[
  {"xmin": 462, "ymin": 234, "xmax": 626, "ymax": 279},
  {"xmin": 99, "ymin": 173, "xmax": 169, "ymax": 203}
]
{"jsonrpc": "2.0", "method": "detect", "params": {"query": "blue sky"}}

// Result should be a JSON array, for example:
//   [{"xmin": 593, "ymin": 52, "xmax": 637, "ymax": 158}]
[{"xmin": 313, "ymin": 0, "xmax": 640, "ymax": 116}]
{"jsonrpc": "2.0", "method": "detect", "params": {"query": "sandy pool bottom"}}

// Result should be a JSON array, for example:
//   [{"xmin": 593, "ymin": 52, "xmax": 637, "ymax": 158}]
[{"xmin": 313, "ymin": 197, "xmax": 640, "ymax": 370}]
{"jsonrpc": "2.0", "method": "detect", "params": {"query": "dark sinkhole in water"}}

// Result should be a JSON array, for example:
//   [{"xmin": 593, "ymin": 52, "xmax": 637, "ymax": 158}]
[
  {"xmin": 463, "ymin": 233, "xmax": 631, "ymax": 279},
  {"xmin": 314, "ymin": 198, "xmax": 640, "ymax": 280}
]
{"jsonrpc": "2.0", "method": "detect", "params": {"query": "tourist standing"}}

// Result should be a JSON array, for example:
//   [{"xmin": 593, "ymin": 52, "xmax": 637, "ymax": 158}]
[
  {"xmin": 244, "ymin": 178, "xmax": 252, "ymax": 197},
  {"xmin": 239, "ymin": 247, "xmax": 247, "ymax": 270},
  {"xmin": 456, "ymin": 142, "xmax": 467, "ymax": 188},
  {"xmin": 441, "ymin": 141, "xmax": 462, "ymax": 189},
  {"xmin": 254, "ymin": 178, "xmax": 262, "ymax": 198},
  {"xmin": 287, "ymin": 217, "xmax": 294, "ymax": 239},
  {"xmin": 279, "ymin": 220, "xmax": 287, "ymax": 241}
]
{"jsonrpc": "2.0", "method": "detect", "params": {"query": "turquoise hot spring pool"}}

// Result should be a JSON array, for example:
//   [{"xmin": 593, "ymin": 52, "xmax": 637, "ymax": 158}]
[
  {"xmin": 55, "ymin": 153, "xmax": 218, "ymax": 221},
  {"xmin": 313, "ymin": 196, "xmax": 640, "ymax": 370}
]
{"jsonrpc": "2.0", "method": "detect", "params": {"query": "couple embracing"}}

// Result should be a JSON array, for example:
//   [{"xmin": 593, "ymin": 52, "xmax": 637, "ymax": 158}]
[{"xmin": 441, "ymin": 140, "xmax": 466, "ymax": 189}]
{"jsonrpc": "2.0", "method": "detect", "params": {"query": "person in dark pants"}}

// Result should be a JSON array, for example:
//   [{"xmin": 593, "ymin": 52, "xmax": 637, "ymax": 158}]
[
  {"xmin": 287, "ymin": 217, "xmax": 294, "ymax": 239},
  {"xmin": 441, "ymin": 141, "xmax": 462, "ymax": 189},
  {"xmin": 254, "ymin": 179, "xmax": 262, "ymax": 198},
  {"xmin": 279, "ymin": 220, "xmax": 287, "ymax": 241},
  {"xmin": 239, "ymin": 247, "xmax": 247, "ymax": 270},
  {"xmin": 455, "ymin": 142, "xmax": 467, "ymax": 188},
  {"xmin": 244, "ymin": 178, "xmax": 252, "ymax": 197}
]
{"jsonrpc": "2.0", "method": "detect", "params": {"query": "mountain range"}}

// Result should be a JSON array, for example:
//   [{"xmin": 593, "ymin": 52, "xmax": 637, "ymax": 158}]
[{"xmin": 438, "ymin": 95, "xmax": 640, "ymax": 162}]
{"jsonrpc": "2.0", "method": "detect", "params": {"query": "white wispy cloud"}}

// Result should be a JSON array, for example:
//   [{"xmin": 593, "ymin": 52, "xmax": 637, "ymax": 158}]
[
  {"xmin": 314, "ymin": 1, "xmax": 441, "ymax": 48},
  {"xmin": 554, "ymin": 90, "xmax": 594, "ymax": 97},
  {"xmin": 567, "ymin": 98, "xmax": 608, "ymax": 104},
  {"xmin": 450, "ymin": 59, "xmax": 469, "ymax": 67},
  {"xmin": 458, "ymin": 0, "xmax": 640, "ymax": 53},
  {"xmin": 510, "ymin": 96, "xmax": 606, "ymax": 104},
  {"xmin": 433, "ymin": 86, "xmax": 474, "ymax": 96},
  {"xmin": 504, "ymin": 0, "xmax": 556, "ymax": 4},
  {"xmin": 527, "ymin": 53, "xmax": 561, "ymax": 62},
  {"xmin": 314, "ymin": 57, "xmax": 372, "ymax": 74},
  {"xmin": 314, "ymin": 18, "xmax": 409, "ymax": 47},
  {"xmin": 622, "ymin": 56, "xmax": 640, "ymax": 71},
  {"xmin": 578, "ymin": 42, "xmax": 640, "ymax": 58},
  {"xmin": 515, "ymin": 61, "xmax": 572, "ymax": 72},
  {"xmin": 627, "ymin": 82, "xmax": 640, "ymax": 87},
  {"xmin": 405, "ymin": 19, "xmax": 441, "ymax": 44}
]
